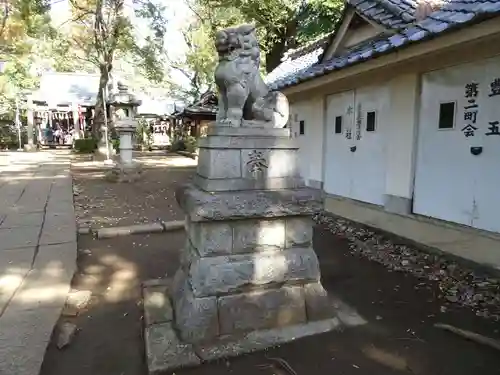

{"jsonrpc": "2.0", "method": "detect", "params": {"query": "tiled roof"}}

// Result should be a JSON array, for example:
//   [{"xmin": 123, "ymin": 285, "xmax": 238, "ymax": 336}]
[
  {"xmin": 183, "ymin": 105, "xmax": 217, "ymax": 116},
  {"xmin": 267, "ymin": 0, "xmax": 500, "ymax": 91},
  {"xmin": 283, "ymin": 33, "xmax": 333, "ymax": 60},
  {"xmin": 351, "ymin": 0, "xmax": 418, "ymax": 30},
  {"xmin": 264, "ymin": 34, "xmax": 332, "ymax": 86},
  {"xmin": 264, "ymin": 47, "xmax": 325, "ymax": 86}
]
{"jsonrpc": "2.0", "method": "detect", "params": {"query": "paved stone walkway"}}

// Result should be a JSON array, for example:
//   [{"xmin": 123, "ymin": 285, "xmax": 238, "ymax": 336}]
[{"xmin": 0, "ymin": 150, "xmax": 77, "ymax": 375}]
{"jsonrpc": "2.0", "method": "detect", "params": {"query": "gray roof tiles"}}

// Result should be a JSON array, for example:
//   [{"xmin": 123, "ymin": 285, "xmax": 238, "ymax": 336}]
[
  {"xmin": 267, "ymin": 0, "xmax": 500, "ymax": 91},
  {"xmin": 352, "ymin": 0, "xmax": 417, "ymax": 29}
]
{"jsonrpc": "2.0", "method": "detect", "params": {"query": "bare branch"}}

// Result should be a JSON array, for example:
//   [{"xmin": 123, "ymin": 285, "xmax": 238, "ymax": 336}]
[{"xmin": 185, "ymin": 0, "xmax": 204, "ymax": 22}]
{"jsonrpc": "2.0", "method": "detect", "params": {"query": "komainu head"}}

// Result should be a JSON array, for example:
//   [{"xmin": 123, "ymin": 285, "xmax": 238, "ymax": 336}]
[{"xmin": 214, "ymin": 24, "xmax": 259, "ymax": 61}]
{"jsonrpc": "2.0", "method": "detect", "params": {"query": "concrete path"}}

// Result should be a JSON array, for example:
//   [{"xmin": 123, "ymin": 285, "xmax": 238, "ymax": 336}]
[{"xmin": 0, "ymin": 150, "xmax": 77, "ymax": 375}]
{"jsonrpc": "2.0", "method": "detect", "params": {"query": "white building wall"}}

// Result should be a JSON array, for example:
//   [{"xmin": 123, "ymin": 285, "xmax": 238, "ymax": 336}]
[
  {"xmin": 289, "ymin": 96, "xmax": 325, "ymax": 189},
  {"xmin": 383, "ymin": 73, "xmax": 421, "ymax": 214},
  {"xmin": 414, "ymin": 56, "xmax": 500, "ymax": 233},
  {"xmin": 317, "ymin": 56, "xmax": 500, "ymax": 235}
]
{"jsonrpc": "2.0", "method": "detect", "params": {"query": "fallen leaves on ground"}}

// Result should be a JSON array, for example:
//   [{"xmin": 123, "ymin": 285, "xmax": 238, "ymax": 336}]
[{"xmin": 314, "ymin": 213, "xmax": 500, "ymax": 321}]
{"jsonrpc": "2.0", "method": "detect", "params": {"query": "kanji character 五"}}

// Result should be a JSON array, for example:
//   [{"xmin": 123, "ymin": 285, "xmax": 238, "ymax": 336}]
[{"xmin": 486, "ymin": 121, "xmax": 500, "ymax": 136}]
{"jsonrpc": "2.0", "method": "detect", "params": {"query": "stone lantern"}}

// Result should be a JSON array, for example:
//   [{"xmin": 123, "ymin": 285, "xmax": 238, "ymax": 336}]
[{"xmin": 106, "ymin": 82, "xmax": 143, "ymax": 182}]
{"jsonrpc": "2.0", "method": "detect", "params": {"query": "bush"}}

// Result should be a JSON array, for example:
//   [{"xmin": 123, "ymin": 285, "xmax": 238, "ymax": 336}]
[
  {"xmin": 184, "ymin": 136, "xmax": 198, "ymax": 153},
  {"xmin": 112, "ymin": 138, "xmax": 120, "ymax": 153},
  {"xmin": 170, "ymin": 139, "xmax": 185, "ymax": 152},
  {"xmin": 74, "ymin": 138, "xmax": 97, "ymax": 154},
  {"xmin": 136, "ymin": 118, "xmax": 152, "ymax": 148},
  {"xmin": 0, "ymin": 123, "xmax": 26, "ymax": 149}
]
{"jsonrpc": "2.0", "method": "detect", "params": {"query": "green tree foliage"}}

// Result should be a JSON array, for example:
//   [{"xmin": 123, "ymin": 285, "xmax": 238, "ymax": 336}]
[
  {"xmin": 0, "ymin": 0, "xmax": 51, "ymax": 53},
  {"xmin": 168, "ymin": 20, "xmax": 218, "ymax": 101},
  {"xmin": 185, "ymin": 0, "xmax": 345, "ymax": 74},
  {"xmin": 66, "ymin": 0, "xmax": 168, "ymax": 136},
  {"xmin": 171, "ymin": 0, "xmax": 343, "ymax": 104},
  {"xmin": 0, "ymin": 0, "xmax": 53, "ymax": 119}
]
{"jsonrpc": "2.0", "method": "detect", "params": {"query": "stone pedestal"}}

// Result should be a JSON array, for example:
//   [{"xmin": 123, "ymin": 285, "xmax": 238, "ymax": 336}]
[
  {"xmin": 105, "ymin": 120, "xmax": 142, "ymax": 183},
  {"xmin": 118, "ymin": 126, "xmax": 134, "ymax": 165},
  {"xmin": 142, "ymin": 121, "xmax": 366, "ymax": 374},
  {"xmin": 173, "ymin": 187, "xmax": 333, "ymax": 343},
  {"xmin": 105, "ymin": 84, "xmax": 142, "ymax": 183}
]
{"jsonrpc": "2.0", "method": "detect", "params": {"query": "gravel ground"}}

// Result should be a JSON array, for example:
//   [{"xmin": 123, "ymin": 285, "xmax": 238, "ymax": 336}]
[
  {"xmin": 71, "ymin": 154, "xmax": 195, "ymax": 229},
  {"xmin": 40, "ymin": 226, "xmax": 500, "ymax": 375},
  {"xmin": 314, "ymin": 212, "xmax": 500, "ymax": 321}
]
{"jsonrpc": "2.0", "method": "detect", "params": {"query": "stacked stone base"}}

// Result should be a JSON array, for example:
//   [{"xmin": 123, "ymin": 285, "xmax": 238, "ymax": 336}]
[
  {"xmin": 142, "ymin": 276, "xmax": 365, "ymax": 374},
  {"xmin": 105, "ymin": 162, "xmax": 143, "ymax": 182},
  {"xmin": 141, "ymin": 185, "xmax": 367, "ymax": 374}
]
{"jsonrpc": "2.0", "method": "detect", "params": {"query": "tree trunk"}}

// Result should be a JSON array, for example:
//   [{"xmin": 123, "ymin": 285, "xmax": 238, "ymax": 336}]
[
  {"xmin": 93, "ymin": 63, "xmax": 110, "ymax": 139},
  {"xmin": 264, "ymin": 20, "xmax": 298, "ymax": 73},
  {"xmin": 265, "ymin": 39, "xmax": 286, "ymax": 73}
]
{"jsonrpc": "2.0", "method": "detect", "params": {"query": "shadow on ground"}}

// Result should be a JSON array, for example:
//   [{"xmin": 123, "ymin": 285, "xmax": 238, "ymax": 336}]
[{"xmin": 40, "ymin": 226, "xmax": 500, "ymax": 375}]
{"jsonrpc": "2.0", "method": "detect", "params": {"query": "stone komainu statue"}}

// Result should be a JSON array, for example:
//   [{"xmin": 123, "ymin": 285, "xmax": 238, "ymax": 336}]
[{"xmin": 214, "ymin": 24, "xmax": 289, "ymax": 128}]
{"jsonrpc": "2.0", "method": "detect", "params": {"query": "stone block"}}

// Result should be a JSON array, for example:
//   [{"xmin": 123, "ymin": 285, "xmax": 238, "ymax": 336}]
[
  {"xmin": 303, "ymin": 282, "xmax": 337, "ymax": 321},
  {"xmin": 171, "ymin": 269, "xmax": 186, "ymax": 303},
  {"xmin": 179, "ymin": 239, "xmax": 199, "ymax": 270},
  {"xmin": 56, "ymin": 322, "xmax": 77, "ymax": 349},
  {"xmin": 188, "ymin": 220, "xmax": 232, "ymax": 256},
  {"xmin": 189, "ymin": 247, "xmax": 320, "ymax": 298},
  {"xmin": 194, "ymin": 175, "xmax": 305, "ymax": 192},
  {"xmin": 241, "ymin": 149, "xmax": 299, "ymax": 180},
  {"xmin": 328, "ymin": 293, "xmax": 367, "ymax": 327},
  {"xmin": 143, "ymin": 284, "xmax": 173, "ymax": 326},
  {"xmin": 232, "ymin": 219, "xmax": 285, "ymax": 253},
  {"xmin": 196, "ymin": 317, "xmax": 341, "ymax": 362},
  {"xmin": 208, "ymin": 126, "xmax": 290, "ymax": 137},
  {"xmin": 218, "ymin": 285, "xmax": 306, "ymax": 334},
  {"xmin": 161, "ymin": 220, "xmax": 185, "ymax": 232},
  {"xmin": 105, "ymin": 163, "xmax": 143, "ymax": 183},
  {"xmin": 285, "ymin": 217, "xmax": 313, "ymax": 248},
  {"xmin": 97, "ymin": 222, "xmax": 164, "ymax": 239},
  {"xmin": 176, "ymin": 184, "xmax": 322, "ymax": 222},
  {"xmin": 197, "ymin": 149, "xmax": 241, "ymax": 179},
  {"xmin": 145, "ymin": 322, "xmax": 201, "ymax": 374},
  {"xmin": 198, "ymin": 136, "xmax": 298, "ymax": 150},
  {"xmin": 62, "ymin": 290, "xmax": 92, "ymax": 317},
  {"xmin": 172, "ymin": 270, "xmax": 219, "ymax": 343}
]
